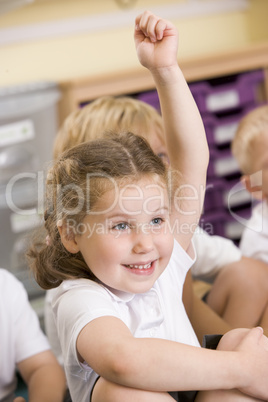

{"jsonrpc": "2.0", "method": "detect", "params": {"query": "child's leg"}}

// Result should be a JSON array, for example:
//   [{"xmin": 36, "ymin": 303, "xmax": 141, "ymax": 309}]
[
  {"xmin": 92, "ymin": 377, "xmax": 176, "ymax": 402},
  {"xmin": 196, "ymin": 328, "xmax": 266, "ymax": 402},
  {"xmin": 195, "ymin": 389, "xmax": 263, "ymax": 402},
  {"xmin": 206, "ymin": 257, "xmax": 268, "ymax": 333}
]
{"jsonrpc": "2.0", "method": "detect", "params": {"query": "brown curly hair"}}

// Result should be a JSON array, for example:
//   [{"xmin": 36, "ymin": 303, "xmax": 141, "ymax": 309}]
[{"xmin": 27, "ymin": 132, "xmax": 167, "ymax": 289}]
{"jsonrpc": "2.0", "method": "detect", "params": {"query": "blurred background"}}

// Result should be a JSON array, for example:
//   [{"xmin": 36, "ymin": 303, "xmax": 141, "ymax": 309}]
[{"xmin": 0, "ymin": 0, "xmax": 268, "ymax": 86}]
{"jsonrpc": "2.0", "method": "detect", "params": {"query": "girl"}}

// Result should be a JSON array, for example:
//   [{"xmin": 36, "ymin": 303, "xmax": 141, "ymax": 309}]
[
  {"xmin": 52, "ymin": 93, "xmax": 268, "ymax": 340},
  {"xmin": 28, "ymin": 11, "xmax": 268, "ymax": 402}
]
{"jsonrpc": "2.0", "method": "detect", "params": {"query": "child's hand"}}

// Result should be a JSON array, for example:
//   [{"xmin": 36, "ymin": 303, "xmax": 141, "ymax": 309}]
[
  {"xmin": 134, "ymin": 11, "xmax": 178, "ymax": 72},
  {"xmin": 13, "ymin": 397, "xmax": 26, "ymax": 402},
  {"xmin": 235, "ymin": 327, "xmax": 268, "ymax": 400}
]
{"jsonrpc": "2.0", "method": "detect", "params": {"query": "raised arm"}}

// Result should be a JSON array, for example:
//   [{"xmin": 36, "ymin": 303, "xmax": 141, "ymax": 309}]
[{"xmin": 134, "ymin": 11, "xmax": 209, "ymax": 250}]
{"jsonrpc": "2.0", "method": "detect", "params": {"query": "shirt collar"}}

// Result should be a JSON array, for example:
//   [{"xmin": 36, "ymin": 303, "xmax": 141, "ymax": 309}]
[{"xmin": 104, "ymin": 286, "xmax": 136, "ymax": 302}]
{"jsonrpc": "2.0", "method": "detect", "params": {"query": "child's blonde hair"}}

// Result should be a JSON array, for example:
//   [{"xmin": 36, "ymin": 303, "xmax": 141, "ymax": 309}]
[
  {"xmin": 232, "ymin": 105, "xmax": 268, "ymax": 175},
  {"xmin": 53, "ymin": 95, "xmax": 165, "ymax": 159},
  {"xmin": 28, "ymin": 132, "xmax": 167, "ymax": 289}
]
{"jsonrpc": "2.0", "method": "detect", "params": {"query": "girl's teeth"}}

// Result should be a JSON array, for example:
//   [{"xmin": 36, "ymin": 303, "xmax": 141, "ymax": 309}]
[{"xmin": 128, "ymin": 263, "xmax": 151, "ymax": 269}]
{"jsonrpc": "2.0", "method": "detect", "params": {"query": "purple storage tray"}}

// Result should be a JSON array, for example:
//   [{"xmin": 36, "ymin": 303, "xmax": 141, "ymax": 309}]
[
  {"xmin": 204, "ymin": 176, "xmax": 252, "ymax": 214},
  {"xmin": 199, "ymin": 210, "xmax": 229, "ymax": 237},
  {"xmin": 203, "ymin": 103, "xmax": 257, "ymax": 146},
  {"xmin": 136, "ymin": 90, "xmax": 160, "ymax": 111},
  {"xmin": 224, "ymin": 206, "xmax": 252, "ymax": 240},
  {"xmin": 200, "ymin": 205, "xmax": 252, "ymax": 240},
  {"xmin": 208, "ymin": 148, "xmax": 240, "ymax": 178},
  {"xmin": 189, "ymin": 70, "xmax": 264, "ymax": 113},
  {"xmin": 203, "ymin": 179, "xmax": 225, "ymax": 212},
  {"xmin": 223, "ymin": 177, "xmax": 252, "ymax": 209}
]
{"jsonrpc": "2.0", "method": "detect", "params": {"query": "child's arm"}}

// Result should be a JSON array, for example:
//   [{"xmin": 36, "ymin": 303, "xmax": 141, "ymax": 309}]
[
  {"xmin": 134, "ymin": 11, "xmax": 209, "ymax": 251},
  {"xmin": 17, "ymin": 351, "xmax": 66, "ymax": 402},
  {"xmin": 183, "ymin": 271, "xmax": 233, "ymax": 343},
  {"xmin": 77, "ymin": 316, "xmax": 268, "ymax": 399}
]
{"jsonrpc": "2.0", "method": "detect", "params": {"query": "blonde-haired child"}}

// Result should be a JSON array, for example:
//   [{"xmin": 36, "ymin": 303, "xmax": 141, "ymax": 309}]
[
  {"xmin": 29, "ymin": 11, "xmax": 268, "ymax": 402},
  {"xmin": 232, "ymin": 105, "xmax": 268, "ymax": 266},
  {"xmin": 53, "ymin": 95, "xmax": 167, "ymax": 164}
]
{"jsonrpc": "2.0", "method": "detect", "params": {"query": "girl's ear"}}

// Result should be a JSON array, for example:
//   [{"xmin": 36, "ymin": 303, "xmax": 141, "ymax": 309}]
[
  {"xmin": 241, "ymin": 173, "xmax": 263, "ymax": 201},
  {"xmin": 57, "ymin": 221, "xmax": 80, "ymax": 254}
]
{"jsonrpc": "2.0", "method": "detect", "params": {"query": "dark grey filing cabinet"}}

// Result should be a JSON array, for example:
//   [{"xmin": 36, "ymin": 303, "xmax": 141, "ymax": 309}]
[{"xmin": 0, "ymin": 82, "xmax": 60, "ymax": 320}]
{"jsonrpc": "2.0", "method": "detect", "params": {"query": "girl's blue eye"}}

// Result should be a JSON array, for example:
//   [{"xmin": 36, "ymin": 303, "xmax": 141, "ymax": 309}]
[
  {"xmin": 113, "ymin": 222, "xmax": 129, "ymax": 231},
  {"xmin": 150, "ymin": 217, "xmax": 163, "ymax": 226}
]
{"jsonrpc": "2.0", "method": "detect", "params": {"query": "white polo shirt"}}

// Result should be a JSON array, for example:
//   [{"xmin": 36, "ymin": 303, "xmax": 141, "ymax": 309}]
[
  {"xmin": 191, "ymin": 227, "xmax": 242, "ymax": 280},
  {"xmin": 240, "ymin": 201, "xmax": 268, "ymax": 263},
  {"xmin": 52, "ymin": 239, "xmax": 199, "ymax": 402},
  {"xmin": 0, "ymin": 269, "xmax": 50, "ymax": 402}
]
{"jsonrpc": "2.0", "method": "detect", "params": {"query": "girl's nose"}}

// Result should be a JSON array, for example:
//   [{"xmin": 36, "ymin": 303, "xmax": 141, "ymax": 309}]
[{"xmin": 132, "ymin": 232, "xmax": 154, "ymax": 254}]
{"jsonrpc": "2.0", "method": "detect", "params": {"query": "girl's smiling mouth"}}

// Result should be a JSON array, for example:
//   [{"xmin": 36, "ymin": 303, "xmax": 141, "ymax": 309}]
[{"xmin": 123, "ymin": 260, "xmax": 157, "ymax": 274}]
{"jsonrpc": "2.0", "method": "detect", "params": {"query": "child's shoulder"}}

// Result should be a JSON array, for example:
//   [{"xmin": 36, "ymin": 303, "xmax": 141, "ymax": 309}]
[{"xmin": 54, "ymin": 278, "xmax": 127, "ymax": 308}]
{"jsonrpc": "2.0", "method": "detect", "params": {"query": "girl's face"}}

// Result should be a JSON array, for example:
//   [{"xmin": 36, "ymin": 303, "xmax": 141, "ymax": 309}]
[{"xmin": 74, "ymin": 177, "xmax": 174, "ymax": 294}]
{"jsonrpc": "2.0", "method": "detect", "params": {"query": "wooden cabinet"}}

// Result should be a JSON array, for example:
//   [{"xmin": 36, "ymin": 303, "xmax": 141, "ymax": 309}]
[{"xmin": 58, "ymin": 42, "xmax": 268, "ymax": 123}]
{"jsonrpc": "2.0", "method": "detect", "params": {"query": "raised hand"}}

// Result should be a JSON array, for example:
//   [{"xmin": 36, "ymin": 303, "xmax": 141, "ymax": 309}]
[{"xmin": 134, "ymin": 11, "xmax": 178, "ymax": 71}]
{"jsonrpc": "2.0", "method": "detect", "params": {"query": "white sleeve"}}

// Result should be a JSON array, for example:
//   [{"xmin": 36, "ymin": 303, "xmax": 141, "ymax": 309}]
[
  {"xmin": 240, "ymin": 230, "xmax": 268, "ymax": 263},
  {"xmin": 191, "ymin": 227, "xmax": 242, "ymax": 281},
  {"xmin": 240, "ymin": 203, "xmax": 268, "ymax": 263},
  {"xmin": 1, "ymin": 269, "xmax": 50, "ymax": 364},
  {"xmin": 44, "ymin": 289, "xmax": 64, "ymax": 366},
  {"xmin": 53, "ymin": 281, "xmax": 121, "ymax": 368}
]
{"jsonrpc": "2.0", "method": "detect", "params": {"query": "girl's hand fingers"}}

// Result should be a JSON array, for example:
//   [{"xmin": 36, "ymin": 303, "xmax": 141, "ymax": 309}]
[
  {"xmin": 143, "ymin": 14, "xmax": 159, "ymax": 42},
  {"xmin": 134, "ymin": 10, "xmax": 178, "ymax": 70},
  {"xmin": 155, "ymin": 19, "xmax": 167, "ymax": 41},
  {"xmin": 135, "ymin": 11, "xmax": 164, "ymax": 43},
  {"xmin": 135, "ymin": 12, "xmax": 173, "ymax": 44}
]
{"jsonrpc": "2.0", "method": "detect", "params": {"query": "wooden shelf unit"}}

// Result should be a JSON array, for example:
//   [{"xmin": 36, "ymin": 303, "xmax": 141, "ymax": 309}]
[{"xmin": 58, "ymin": 41, "xmax": 268, "ymax": 124}]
